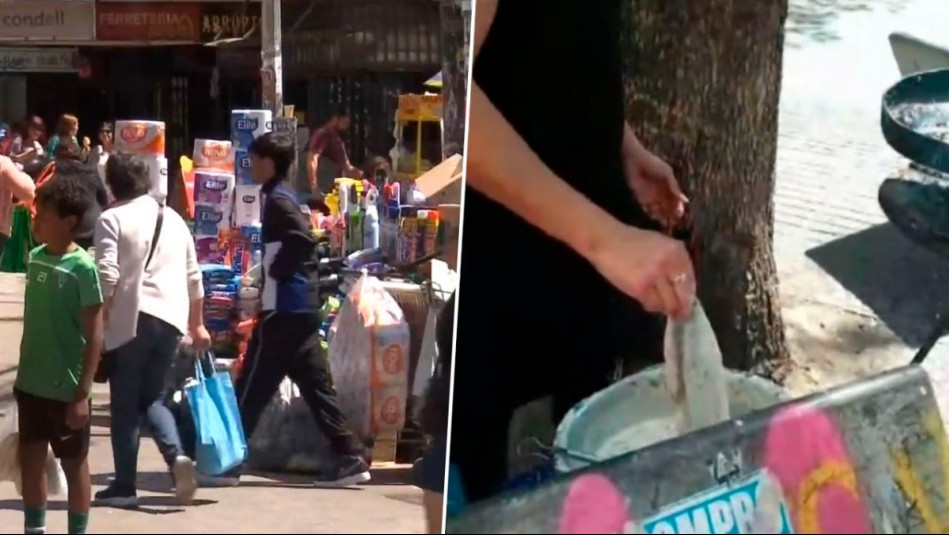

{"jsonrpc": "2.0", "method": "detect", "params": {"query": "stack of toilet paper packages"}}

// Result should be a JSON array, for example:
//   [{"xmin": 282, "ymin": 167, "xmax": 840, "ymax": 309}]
[
  {"xmin": 231, "ymin": 110, "xmax": 272, "ymax": 228},
  {"xmin": 114, "ymin": 120, "xmax": 168, "ymax": 202},
  {"xmin": 193, "ymin": 170, "xmax": 235, "ymax": 264}
]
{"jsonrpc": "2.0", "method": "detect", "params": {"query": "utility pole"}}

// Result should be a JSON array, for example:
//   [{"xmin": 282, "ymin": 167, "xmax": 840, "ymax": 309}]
[{"xmin": 261, "ymin": 0, "xmax": 283, "ymax": 115}]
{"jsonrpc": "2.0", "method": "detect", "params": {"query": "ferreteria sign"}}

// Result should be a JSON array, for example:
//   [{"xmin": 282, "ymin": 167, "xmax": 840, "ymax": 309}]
[{"xmin": 200, "ymin": 3, "xmax": 261, "ymax": 43}]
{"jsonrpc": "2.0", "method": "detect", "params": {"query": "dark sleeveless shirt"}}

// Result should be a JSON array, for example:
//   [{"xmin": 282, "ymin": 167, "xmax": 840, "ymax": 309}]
[{"xmin": 459, "ymin": 1, "xmax": 649, "ymax": 320}]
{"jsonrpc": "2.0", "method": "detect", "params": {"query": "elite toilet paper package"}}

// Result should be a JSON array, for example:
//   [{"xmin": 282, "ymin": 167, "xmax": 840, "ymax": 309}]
[
  {"xmin": 140, "ymin": 155, "xmax": 169, "ymax": 203},
  {"xmin": 193, "ymin": 170, "xmax": 235, "ymax": 206},
  {"xmin": 234, "ymin": 149, "xmax": 254, "ymax": 185},
  {"xmin": 231, "ymin": 110, "xmax": 273, "ymax": 149},
  {"xmin": 233, "ymin": 184, "xmax": 262, "ymax": 227},
  {"xmin": 115, "ymin": 120, "xmax": 166, "ymax": 156},
  {"xmin": 194, "ymin": 205, "xmax": 230, "ymax": 236},
  {"xmin": 193, "ymin": 139, "xmax": 234, "ymax": 171}
]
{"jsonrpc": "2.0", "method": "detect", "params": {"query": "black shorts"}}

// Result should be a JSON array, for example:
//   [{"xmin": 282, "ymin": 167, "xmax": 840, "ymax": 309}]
[{"xmin": 15, "ymin": 389, "xmax": 90, "ymax": 460}]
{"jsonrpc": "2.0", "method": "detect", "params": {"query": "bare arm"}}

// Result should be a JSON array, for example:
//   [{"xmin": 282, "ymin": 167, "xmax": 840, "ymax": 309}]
[
  {"xmin": 0, "ymin": 155, "xmax": 34, "ymax": 202},
  {"xmin": 77, "ymin": 304, "xmax": 104, "ymax": 400},
  {"xmin": 466, "ymin": 0, "xmax": 627, "ymax": 260},
  {"xmin": 308, "ymin": 150, "xmax": 320, "ymax": 191}
]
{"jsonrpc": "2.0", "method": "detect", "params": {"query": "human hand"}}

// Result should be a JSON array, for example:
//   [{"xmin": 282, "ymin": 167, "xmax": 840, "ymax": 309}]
[
  {"xmin": 66, "ymin": 399, "xmax": 90, "ymax": 431},
  {"xmin": 624, "ymin": 149, "xmax": 688, "ymax": 229},
  {"xmin": 590, "ymin": 224, "xmax": 696, "ymax": 320},
  {"xmin": 190, "ymin": 324, "xmax": 212, "ymax": 350}
]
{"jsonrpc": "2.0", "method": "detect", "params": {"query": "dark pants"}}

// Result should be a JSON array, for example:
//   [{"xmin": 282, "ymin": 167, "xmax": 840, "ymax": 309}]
[
  {"xmin": 109, "ymin": 313, "xmax": 186, "ymax": 490},
  {"xmin": 235, "ymin": 312, "xmax": 362, "ymax": 458}
]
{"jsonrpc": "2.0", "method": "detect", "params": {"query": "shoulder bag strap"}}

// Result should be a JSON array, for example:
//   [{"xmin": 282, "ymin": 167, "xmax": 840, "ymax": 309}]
[{"xmin": 145, "ymin": 202, "xmax": 164, "ymax": 270}]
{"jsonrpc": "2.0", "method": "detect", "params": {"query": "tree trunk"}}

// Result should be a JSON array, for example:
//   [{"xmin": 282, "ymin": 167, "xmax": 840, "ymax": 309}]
[
  {"xmin": 439, "ymin": 0, "xmax": 471, "ymax": 158},
  {"xmin": 621, "ymin": 0, "xmax": 791, "ymax": 376}
]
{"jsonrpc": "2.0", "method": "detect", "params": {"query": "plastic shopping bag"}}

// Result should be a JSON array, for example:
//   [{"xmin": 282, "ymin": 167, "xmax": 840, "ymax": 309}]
[
  {"xmin": 247, "ymin": 378, "xmax": 337, "ymax": 474},
  {"xmin": 328, "ymin": 274, "xmax": 411, "ymax": 437},
  {"xmin": 0, "ymin": 405, "xmax": 67, "ymax": 497},
  {"xmin": 185, "ymin": 353, "xmax": 247, "ymax": 476}
]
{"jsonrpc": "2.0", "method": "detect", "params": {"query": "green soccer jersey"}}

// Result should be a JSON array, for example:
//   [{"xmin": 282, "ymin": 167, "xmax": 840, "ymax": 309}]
[{"xmin": 16, "ymin": 245, "xmax": 102, "ymax": 402}]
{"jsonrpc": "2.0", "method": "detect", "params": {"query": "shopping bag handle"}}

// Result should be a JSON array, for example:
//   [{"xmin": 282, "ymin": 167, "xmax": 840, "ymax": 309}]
[{"xmin": 193, "ymin": 350, "xmax": 218, "ymax": 383}]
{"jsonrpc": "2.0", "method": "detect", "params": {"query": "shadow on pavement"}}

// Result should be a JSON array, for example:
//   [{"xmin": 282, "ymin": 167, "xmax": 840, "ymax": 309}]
[
  {"xmin": 805, "ymin": 222, "xmax": 949, "ymax": 345},
  {"xmin": 0, "ymin": 497, "xmax": 216, "ymax": 515}
]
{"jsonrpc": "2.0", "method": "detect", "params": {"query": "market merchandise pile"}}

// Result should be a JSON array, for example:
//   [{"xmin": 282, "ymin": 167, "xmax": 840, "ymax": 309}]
[
  {"xmin": 321, "ymin": 177, "xmax": 442, "ymax": 263},
  {"xmin": 113, "ymin": 119, "xmax": 168, "ymax": 202},
  {"xmin": 201, "ymin": 264, "xmax": 242, "ymax": 355}
]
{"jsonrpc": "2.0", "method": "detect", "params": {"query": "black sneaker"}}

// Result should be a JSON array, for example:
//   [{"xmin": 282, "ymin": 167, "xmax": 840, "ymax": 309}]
[
  {"xmin": 313, "ymin": 456, "xmax": 372, "ymax": 488},
  {"xmin": 93, "ymin": 484, "xmax": 138, "ymax": 508}
]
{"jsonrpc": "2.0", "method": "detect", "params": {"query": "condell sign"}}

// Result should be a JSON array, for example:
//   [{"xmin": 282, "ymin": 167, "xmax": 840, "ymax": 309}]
[{"xmin": 0, "ymin": 2, "xmax": 96, "ymax": 41}]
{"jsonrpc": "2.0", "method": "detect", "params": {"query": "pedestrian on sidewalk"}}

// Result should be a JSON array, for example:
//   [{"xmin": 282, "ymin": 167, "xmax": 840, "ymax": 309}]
[
  {"xmin": 306, "ymin": 107, "xmax": 361, "ymax": 195},
  {"xmin": 15, "ymin": 170, "xmax": 104, "ymax": 535},
  {"xmin": 234, "ymin": 132, "xmax": 370, "ymax": 487},
  {"xmin": 92, "ymin": 154, "xmax": 211, "ymax": 507}
]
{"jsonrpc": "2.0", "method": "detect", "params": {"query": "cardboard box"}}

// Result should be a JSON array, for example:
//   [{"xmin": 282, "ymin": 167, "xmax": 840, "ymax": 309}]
[
  {"xmin": 414, "ymin": 154, "xmax": 462, "ymax": 206},
  {"xmin": 438, "ymin": 203, "xmax": 461, "ymax": 270}
]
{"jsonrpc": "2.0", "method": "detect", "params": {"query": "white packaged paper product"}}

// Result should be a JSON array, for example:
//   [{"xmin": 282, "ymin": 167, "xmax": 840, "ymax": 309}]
[
  {"xmin": 230, "ymin": 109, "xmax": 273, "ymax": 149},
  {"xmin": 194, "ymin": 234, "xmax": 225, "ymax": 264},
  {"xmin": 115, "ymin": 120, "xmax": 166, "ymax": 156},
  {"xmin": 194, "ymin": 205, "xmax": 230, "ymax": 236},
  {"xmin": 233, "ymin": 184, "xmax": 262, "ymax": 227},
  {"xmin": 193, "ymin": 170, "xmax": 235, "ymax": 207},
  {"xmin": 140, "ymin": 155, "xmax": 169, "ymax": 203},
  {"xmin": 328, "ymin": 274, "xmax": 411, "ymax": 436},
  {"xmin": 193, "ymin": 139, "xmax": 234, "ymax": 171},
  {"xmin": 234, "ymin": 148, "xmax": 254, "ymax": 185}
]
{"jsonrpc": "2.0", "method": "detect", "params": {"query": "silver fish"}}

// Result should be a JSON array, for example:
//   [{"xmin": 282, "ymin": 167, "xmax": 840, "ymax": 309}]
[{"xmin": 663, "ymin": 302, "xmax": 731, "ymax": 434}]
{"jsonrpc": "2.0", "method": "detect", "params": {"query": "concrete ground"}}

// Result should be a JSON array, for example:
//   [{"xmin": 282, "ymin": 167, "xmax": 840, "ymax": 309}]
[
  {"xmin": 774, "ymin": 0, "xmax": 949, "ymax": 420},
  {"xmin": 0, "ymin": 274, "xmax": 424, "ymax": 534}
]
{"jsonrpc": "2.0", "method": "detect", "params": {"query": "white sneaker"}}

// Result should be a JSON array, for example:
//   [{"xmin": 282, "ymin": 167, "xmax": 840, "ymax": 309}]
[{"xmin": 172, "ymin": 456, "xmax": 198, "ymax": 505}]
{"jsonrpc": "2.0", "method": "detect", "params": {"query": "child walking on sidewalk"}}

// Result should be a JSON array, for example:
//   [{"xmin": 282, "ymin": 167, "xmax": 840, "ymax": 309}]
[{"xmin": 15, "ymin": 171, "xmax": 103, "ymax": 534}]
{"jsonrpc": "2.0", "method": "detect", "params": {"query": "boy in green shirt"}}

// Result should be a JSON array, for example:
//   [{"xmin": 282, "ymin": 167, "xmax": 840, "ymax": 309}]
[{"xmin": 15, "ymin": 171, "xmax": 103, "ymax": 534}]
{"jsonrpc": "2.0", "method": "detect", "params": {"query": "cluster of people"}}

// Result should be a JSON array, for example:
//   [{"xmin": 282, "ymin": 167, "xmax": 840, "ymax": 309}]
[{"xmin": 0, "ymin": 130, "xmax": 375, "ymax": 535}]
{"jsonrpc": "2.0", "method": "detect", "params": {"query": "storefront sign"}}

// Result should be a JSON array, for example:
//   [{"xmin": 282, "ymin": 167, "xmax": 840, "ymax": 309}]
[
  {"xmin": 201, "ymin": 3, "xmax": 261, "ymax": 43},
  {"xmin": 96, "ymin": 2, "xmax": 202, "ymax": 42},
  {"xmin": 0, "ymin": 1, "xmax": 96, "ymax": 41},
  {"xmin": 0, "ymin": 47, "xmax": 77, "ymax": 73}
]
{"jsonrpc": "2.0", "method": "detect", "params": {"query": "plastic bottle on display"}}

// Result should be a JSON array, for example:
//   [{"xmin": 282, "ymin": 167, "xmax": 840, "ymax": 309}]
[
  {"xmin": 363, "ymin": 188, "xmax": 381, "ymax": 250},
  {"xmin": 390, "ymin": 181, "xmax": 402, "ymax": 205},
  {"xmin": 339, "ymin": 185, "xmax": 351, "ymax": 253}
]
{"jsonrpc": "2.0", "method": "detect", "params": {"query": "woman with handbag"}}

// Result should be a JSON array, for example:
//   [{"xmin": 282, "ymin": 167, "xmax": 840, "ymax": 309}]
[{"xmin": 92, "ymin": 154, "xmax": 211, "ymax": 508}]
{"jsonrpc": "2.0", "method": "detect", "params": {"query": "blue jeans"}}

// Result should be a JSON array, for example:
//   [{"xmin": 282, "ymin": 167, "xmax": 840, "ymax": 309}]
[{"xmin": 109, "ymin": 313, "xmax": 185, "ymax": 490}]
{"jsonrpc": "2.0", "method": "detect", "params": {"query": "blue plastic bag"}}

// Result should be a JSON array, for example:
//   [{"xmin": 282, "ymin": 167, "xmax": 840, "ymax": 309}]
[{"xmin": 185, "ymin": 352, "xmax": 247, "ymax": 476}]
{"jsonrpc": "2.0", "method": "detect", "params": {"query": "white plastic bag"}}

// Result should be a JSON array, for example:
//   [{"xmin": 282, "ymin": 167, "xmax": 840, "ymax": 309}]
[
  {"xmin": 328, "ymin": 274, "xmax": 411, "ymax": 437},
  {"xmin": 0, "ymin": 405, "xmax": 19, "ymax": 483},
  {"xmin": 0, "ymin": 405, "xmax": 67, "ymax": 498},
  {"xmin": 662, "ymin": 303, "xmax": 731, "ymax": 435}
]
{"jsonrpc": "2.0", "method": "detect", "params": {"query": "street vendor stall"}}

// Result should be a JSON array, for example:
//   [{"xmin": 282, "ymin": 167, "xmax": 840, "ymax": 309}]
[{"xmin": 392, "ymin": 94, "xmax": 444, "ymax": 181}]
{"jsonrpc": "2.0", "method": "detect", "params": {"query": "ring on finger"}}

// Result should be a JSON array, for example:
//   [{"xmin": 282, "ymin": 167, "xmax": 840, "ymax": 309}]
[{"xmin": 672, "ymin": 273, "xmax": 689, "ymax": 284}]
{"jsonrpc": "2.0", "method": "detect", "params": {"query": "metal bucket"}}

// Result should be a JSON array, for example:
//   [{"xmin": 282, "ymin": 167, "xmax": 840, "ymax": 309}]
[{"xmin": 553, "ymin": 365, "xmax": 789, "ymax": 473}]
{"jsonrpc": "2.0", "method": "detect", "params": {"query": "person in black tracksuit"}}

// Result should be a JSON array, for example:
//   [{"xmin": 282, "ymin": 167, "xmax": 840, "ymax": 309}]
[{"xmin": 234, "ymin": 132, "xmax": 369, "ymax": 487}]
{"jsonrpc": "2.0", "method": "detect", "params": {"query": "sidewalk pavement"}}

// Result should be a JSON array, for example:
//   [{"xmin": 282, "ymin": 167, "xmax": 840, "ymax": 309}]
[{"xmin": 0, "ymin": 274, "xmax": 425, "ymax": 534}]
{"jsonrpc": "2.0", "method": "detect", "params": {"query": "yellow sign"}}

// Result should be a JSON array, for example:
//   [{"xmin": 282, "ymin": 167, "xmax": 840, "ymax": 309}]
[{"xmin": 398, "ymin": 94, "xmax": 443, "ymax": 122}]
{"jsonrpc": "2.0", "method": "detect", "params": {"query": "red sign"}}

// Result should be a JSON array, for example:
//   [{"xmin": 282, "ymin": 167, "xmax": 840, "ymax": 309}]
[{"xmin": 96, "ymin": 2, "xmax": 202, "ymax": 42}]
